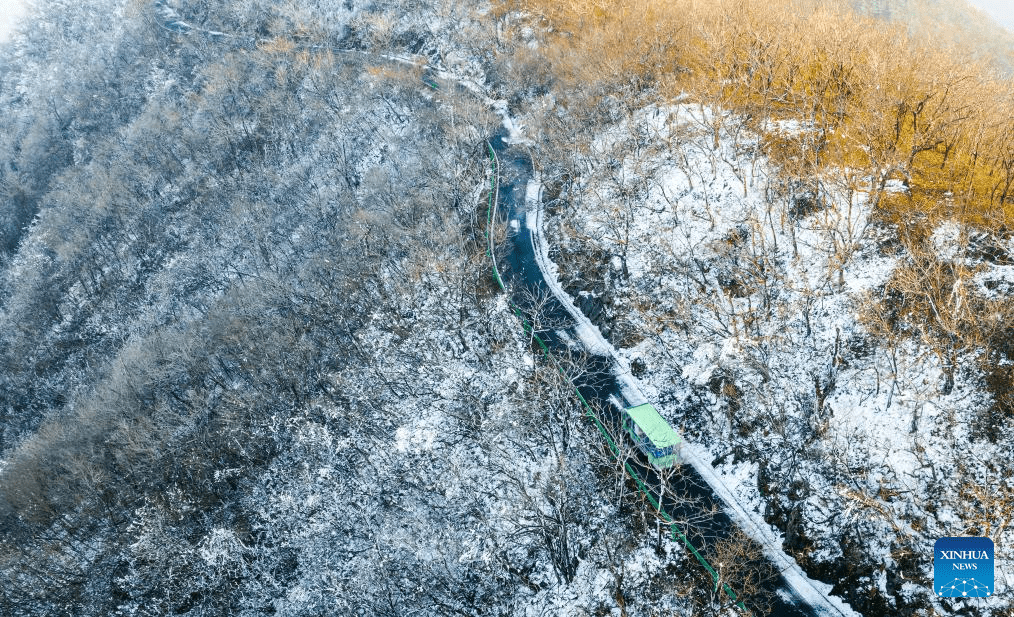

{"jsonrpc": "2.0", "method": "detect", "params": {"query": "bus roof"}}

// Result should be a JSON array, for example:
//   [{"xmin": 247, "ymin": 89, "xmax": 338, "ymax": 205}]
[{"xmin": 625, "ymin": 403, "xmax": 681, "ymax": 448}]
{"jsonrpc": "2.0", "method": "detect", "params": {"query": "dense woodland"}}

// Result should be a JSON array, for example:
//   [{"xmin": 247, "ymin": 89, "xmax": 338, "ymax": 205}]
[
  {"xmin": 1, "ymin": 0, "xmax": 1013, "ymax": 615},
  {"xmin": 851, "ymin": 0, "xmax": 1014, "ymax": 70},
  {"xmin": 0, "ymin": 0, "xmax": 763, "ymax": 615},
  {"xmin": 496, "ymin": 0, "xmax": 1014, "ymax": 614}
]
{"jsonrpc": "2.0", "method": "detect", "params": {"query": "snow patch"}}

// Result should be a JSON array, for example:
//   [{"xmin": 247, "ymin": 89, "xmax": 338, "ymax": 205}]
[{"xmin": 395, "ymin": 418, "xmax": 438, "ymax": 453}]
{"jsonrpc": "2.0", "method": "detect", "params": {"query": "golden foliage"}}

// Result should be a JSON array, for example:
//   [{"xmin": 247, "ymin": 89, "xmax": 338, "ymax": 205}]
[
  {"xmin": 498, "ymin": 0, "xmax": 1014, "ymax": 227},
  {"xmin": 257, "ymin": 36, "xmax": 296, "ymax": 54}
]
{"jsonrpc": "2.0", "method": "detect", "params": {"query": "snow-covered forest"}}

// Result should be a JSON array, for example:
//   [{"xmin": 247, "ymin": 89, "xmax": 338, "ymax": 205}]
[
  {"xmin": 501, "ymin": 0, "xmax": 1014, "ymax": 614},
  {"xmin": 1, "ymin": 0, "xmax": 1012, "ymax": 615},
  {"xmin": 0, "ymin": 0, "xmax": 752, "ymax": 615}
]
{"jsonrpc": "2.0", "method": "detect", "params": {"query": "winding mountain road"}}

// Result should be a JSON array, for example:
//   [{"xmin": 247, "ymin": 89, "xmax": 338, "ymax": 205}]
[
  {"xmin": 107, "ymin": 10, "xmax": 862, "ymax": 615},
  {"xmin": 486, "ymin": 130, "xmax": 859, "ymax": 617}
]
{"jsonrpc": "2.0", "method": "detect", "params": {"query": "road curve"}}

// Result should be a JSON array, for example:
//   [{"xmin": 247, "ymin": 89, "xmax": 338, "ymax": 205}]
[{"xmin": 486, "ymin": 130, "xmax": 859, "ymax": 617}]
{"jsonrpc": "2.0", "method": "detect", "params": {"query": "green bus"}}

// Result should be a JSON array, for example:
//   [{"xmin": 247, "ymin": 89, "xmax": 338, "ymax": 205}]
[{"xmin": 621, "ymin": 403, "xmax": 681, "ymax": 468}]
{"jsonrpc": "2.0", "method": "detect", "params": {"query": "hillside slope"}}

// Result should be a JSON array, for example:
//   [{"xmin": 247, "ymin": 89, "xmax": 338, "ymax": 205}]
[
  {"xmin": 533, "ymin": 98, "xmax": 1014, "ymax": 616},
  {"xmin": 3, "ymin": 0, "xmax": 1013, "ymax": 615},
  {"xmin": 852, "ymin": 0, "xmax": 1014, "ymax": 71},
  {"xmin": 0, "ymin": 1, "xmax": 728, "ymax": 615},
  {"xmin": 493, "ymin": 0, "xmax": 1014, "ymax": 614}
]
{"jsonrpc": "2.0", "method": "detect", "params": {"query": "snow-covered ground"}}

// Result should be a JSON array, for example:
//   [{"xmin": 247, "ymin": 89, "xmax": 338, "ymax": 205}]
[
  {"xmin": 539, "ymin": 101, "xmax": 1014, "ymax": 615},
  {"xmin": 0, "ymin": 0, "xmax": 30, "ymax": 42}
]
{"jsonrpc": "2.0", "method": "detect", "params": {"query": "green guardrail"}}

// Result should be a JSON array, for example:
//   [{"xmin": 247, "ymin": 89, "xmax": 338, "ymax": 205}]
[{"xmin": 484, "ymin": 142, "xmax": 747, "ymax": 612}]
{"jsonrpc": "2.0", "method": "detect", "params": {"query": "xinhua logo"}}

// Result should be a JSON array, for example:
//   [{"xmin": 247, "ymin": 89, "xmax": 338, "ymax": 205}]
[{"xmin": 935, "ymin": 537, "xmax": 994, "ymax": 598}]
